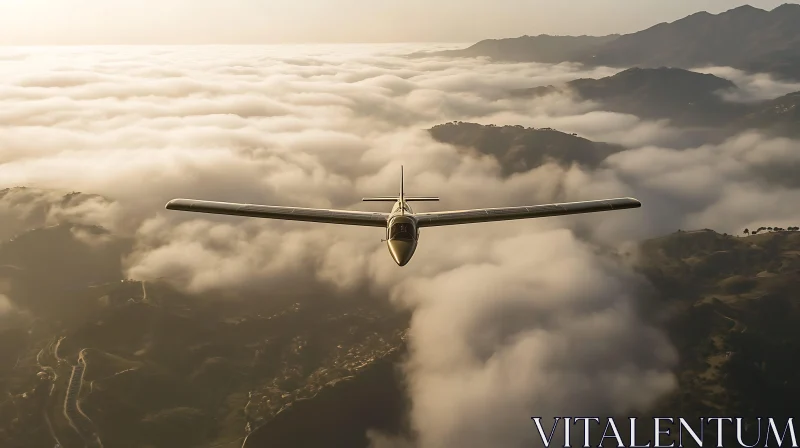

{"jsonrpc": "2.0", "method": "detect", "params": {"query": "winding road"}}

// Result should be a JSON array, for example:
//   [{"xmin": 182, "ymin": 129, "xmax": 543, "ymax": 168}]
[
  {"xmin": 35, "ymin": 339, "xmax": 62, "ymax": 448},
  {"xmin": 715, "ymin": 311, "xmax": 748, "ymax": 333},
  {"xmin": 63, "ymin": 349, "xmax": 104, "ymax": 447}
]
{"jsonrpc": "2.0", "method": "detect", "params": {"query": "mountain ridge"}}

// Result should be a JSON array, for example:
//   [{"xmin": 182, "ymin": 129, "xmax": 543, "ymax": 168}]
[
  {"xmin": 418, "ymin": 3, "xmax": 800, "ymax": 80},
  {"xmin": 511, "ymin": 66, "xmax": 800, "ymax": 134}
]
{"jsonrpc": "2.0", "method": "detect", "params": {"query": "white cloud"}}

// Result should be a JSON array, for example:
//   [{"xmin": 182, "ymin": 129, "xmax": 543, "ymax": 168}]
[{"xmin": 694, "ymin": 66, "xmax": 800, "ymax": 102}]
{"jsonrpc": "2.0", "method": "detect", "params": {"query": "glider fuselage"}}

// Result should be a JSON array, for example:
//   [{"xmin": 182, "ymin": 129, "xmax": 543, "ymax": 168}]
[{"xmin": 386, "ymin": 201, "xmax": 418, "ymax": 266}]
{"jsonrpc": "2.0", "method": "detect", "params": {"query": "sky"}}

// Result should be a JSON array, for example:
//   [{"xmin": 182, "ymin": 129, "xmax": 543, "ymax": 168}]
[{"xmin": 0, "ymin": 0, "xmax": 796, "ymax": 45}]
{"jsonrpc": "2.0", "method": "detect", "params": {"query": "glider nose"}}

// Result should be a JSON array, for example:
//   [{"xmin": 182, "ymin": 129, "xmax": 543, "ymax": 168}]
[{"xmin": 388, "ymin": 239, "xmax": 414, "ymax": 266}]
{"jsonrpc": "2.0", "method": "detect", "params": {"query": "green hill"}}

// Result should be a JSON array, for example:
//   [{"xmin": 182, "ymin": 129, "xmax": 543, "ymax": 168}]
[
  {"xmin": 738, "ymin": 91, "xmax": 800, "ymax": 137},
  {"xmin": 632, "ymin": 229, "xmax": 800, "ymax": 445},
  {"xmin": 429, "ymin": 122, "xmax": 623, "ymax": 175}
]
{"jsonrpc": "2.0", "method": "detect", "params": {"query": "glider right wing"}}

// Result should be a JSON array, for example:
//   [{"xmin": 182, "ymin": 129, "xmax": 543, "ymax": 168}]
[{"xmin": 414, "ymin": 197, "xmax": 641, "ymax": 227}]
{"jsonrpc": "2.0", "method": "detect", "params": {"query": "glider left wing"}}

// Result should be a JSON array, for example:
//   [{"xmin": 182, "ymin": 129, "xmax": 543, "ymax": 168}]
[{"xmin": 165, "ymin": 199, "xmax": 389, "ymax": 227}]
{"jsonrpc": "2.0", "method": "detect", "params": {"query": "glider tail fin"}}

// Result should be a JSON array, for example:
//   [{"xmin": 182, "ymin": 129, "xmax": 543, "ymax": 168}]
[
  {"xmin": 360, "ymin": 166, "xmax": 439, "ymax": 204},
  {"xmin": 400, "ymin": 165, "xmax": 404, "ymax": 215}
]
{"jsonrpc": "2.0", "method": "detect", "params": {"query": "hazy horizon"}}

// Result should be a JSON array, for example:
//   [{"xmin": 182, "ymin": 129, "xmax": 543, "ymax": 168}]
[{"xmin": 0, "ymin": 0, "xmax": 796, "ymax": 45}]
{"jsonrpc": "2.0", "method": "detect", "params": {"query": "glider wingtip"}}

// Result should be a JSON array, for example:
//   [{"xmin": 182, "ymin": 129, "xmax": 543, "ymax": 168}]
[{"xmin": 165, "ymin": 198, "xmax": 184, "ymax": 210}]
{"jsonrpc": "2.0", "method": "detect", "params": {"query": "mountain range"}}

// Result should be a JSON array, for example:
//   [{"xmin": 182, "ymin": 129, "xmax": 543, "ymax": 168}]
[
  {"xmin": 511, "ymin": 66, "xmax": 800, "ymax": 135},
  {"xmin": 424, "ymin": 68, "xmax": 800, "ymax": 178},
  {"xmin": 418, "ymin": 4, "xmax": 800, "ymax": 81}
]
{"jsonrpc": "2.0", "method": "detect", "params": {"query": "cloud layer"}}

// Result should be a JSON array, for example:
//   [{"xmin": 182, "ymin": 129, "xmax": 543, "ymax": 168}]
[
  {"xmin": 694, "ymin": 66, "xmax": 800, "ymax": 102},
  {"xmin": 1, "ymin": 44, "xmax": 799, "ymax": 447}
]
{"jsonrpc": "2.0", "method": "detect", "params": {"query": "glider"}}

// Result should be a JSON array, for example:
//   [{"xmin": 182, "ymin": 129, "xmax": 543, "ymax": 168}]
[{"xmin": 166, "ymin": 167, "xmax": 641, "ymax": 266}]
